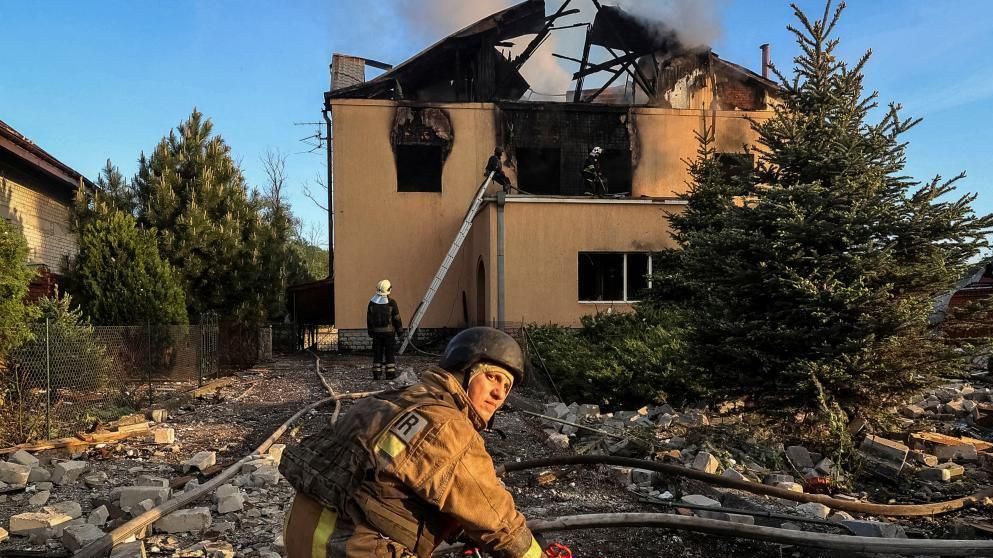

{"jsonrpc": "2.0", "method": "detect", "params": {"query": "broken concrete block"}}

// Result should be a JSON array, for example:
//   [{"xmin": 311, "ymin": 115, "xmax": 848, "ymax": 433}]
[
  {"xmin": 240, "ymin": 458, "xmax": 274, "ymax": 474},
  {"xmin": 0, "ymin": 461, "xmax": 31, "ymax": 485},
  {"xmin": 28, "ymin": 490, "xmax": 51, "ymax": 507},
  {"xmin": 44, "ymin": 500, "xmax": 83, "ymax": 519},
  {"xmin": 829, "ymin": 511, "xmax": 855, "ymax": 523},
  {"xmin": 217, "ymin": 491, "xmax": 245, "ymax": 514},
  {"xmin": 840, "ymin": 520, "xmax": 907, "ymax": 538},
  {"xmin": 680, "ymin": 494, "xmax": 720, "ymax": 508},
  {"xmin": 213, "ymin": 484, "xmax": 239, "ymax": 502},
  {"xmin": 786, "ymin": 446, "xmax": 814, "ymax": 469},
  {"xmin": 691, "ymin": 452, "xmax": 721, "ymax": 474},
  {"xmin": 63, "ymin": 523, "xmax": 105, "ymax": 551},
  {"xmin": 267, "ymin": 443, "xmax": 286, "ymax": 464},
  {"xmin": 543, "ymin": 402, "xmax": 569, "ymax": 419},
  {"xmin": 149, "ymin": 409, "xmax": 168, "ymax": 423},
  {"xmin": 9, "ymin": 511, "xmax": 73, "ymax": 535},
  {"xmin": 154, "ymin": 428, "xmax": 176, "ymax": 445},
  {"xmin": 28, "ymin": 467, "xmax": 51, "ymax": 483},
  {"xmin": 110, "ymin": 541, "xmax": 147, "ymax": 558},
  {"xmin": 131, "ymin": 498, "xmax": 156, "ymax": 518},
  {"xmin": 10, "ymin": 449, "xmax": 40, "ymax": 468},
  {"xmin": 945, "ymin": 400, "xmax": 968, "ymax": 416},
  {"xmin": 909, "ymin": 450, "xmax": 938, "ymax": 467},
  {"xmin": 860, "ymin": 435, "xmax": 909, "ymax": 464},
  {"xmin": 154, "ymin": 507, "xmax": 211, "ymax": 533},
  {"xmin": 763, "ymin": 473, "xmax": 794, "ymax": 486},
  {"xmin": 0, "ymin": 527, "xmax": 6, "ymax": 543},
  {"xmin": 250, "ymin": 466, "xmax": 280, "ymax": 487},
  {"xmin": 52, "ymin": 460, "xmax": 88, "ymax": 485},
  {"xmin": 934, "ymin": 443, "xmax": 978, "ymax": 463},
  {"xmin": 544, "ymin": 433, "xmax": 570, "ymax": 450},
  {"xmin": 979, "ymin": 452, "xmax": 993, "ymax": 472},
  {"xmin": 135, "ymin": 475, "xmax": 170, "ymax": 488},
  {"xmin": 900, "ymin": 405, "xmax": 925, "ymax": 419},
  {"xmin": 814, "ymin": 457, "xmax": 834, "ymax": 475},
  {"xmin": 88, "ymin": 505, "xmax": 110, "ymax": 526},
  {"xmin": 919, "ymin": 462, "xmax": 965, "ymax": 482},
  {"xmin": 183, "ymin": 451, "xmax": 216, "ymax": 473},
  {"xmin": 775, "ymin": 481, "xmax": 804, "ymax": 493},
  {"xmin": 119, "ymin": 487, "xmax": 171, "ymax": 511},
  {"xmin": 796, "ymin": 502, "xmax": 831, "ymax": 519},
  {"xmin": 721, "ymin": 469, "xmax": 748, "ymax": 482}
]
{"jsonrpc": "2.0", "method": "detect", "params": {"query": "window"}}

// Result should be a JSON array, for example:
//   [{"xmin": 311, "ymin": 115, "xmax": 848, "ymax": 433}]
[
  {"xmin": 396, "ymin": 144, "xmax": 443, "ymax": 192},
  {"xmin": 599, "ymin": 148, "xmax": 632, "ymax": 195},
  {"xmin": 515, "ymin": 147, "xmax": 561, "ymax": 195},
  {"xmin": 578, "ymin": 252, "xmax": 652, "ymax": 302}
]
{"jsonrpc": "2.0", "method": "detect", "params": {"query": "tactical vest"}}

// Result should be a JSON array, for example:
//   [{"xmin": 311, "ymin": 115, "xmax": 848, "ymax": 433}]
[{"xmin": 280, "ymin": 382, "xmax": 462, "ymax": 556}]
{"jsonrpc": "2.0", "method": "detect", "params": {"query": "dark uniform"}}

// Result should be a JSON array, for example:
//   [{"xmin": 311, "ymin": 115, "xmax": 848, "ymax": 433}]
[
  {"xmin": 368, "ymin": 298, "xmax": 402, "ymax": 379},
  {"xmin": 280, "ymin": 328, "xmax": 544, "ymax": 558},
  {"xmin": 486, "ymin": 149, "xmax": 512, "ymax": 193},
  {"xmin": 582, "ymin": 151, "xmax": 606, "ymax": 197}
]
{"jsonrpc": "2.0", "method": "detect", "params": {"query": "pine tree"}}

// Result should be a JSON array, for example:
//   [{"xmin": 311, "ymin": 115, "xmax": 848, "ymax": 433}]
[
  {"xmin": 133, "ymin": 110, "xmax": 268, "ymax": 322},
  {"xmin": 69, "ymin": 212, "xmax": 188, "ymax": 325},
  {"xmin": 660, "ymin": 2, "xmax": 993, "ymax": 418},
  {"xmin": 0, "ymin": 218, "xmax": 39, "ymax": 357},
  {"xmin": 72, "ymin": 160, "xmax": 136, "ymax": 231}
]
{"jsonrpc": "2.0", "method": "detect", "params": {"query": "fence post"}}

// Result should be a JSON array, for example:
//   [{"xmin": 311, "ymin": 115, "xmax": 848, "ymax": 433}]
[
  {"xmin": 45, "ymin": 317, "xmax": 51, "ymax": 439},
  {"xmin": 146, "ymin": 321, "xmax": 153, "ymax": 407}
]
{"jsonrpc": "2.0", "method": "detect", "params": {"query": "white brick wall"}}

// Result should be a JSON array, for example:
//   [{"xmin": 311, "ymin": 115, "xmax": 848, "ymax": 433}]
[{"xmin": 0, "ymin": 176, "xmax": 76, "ymax": 271}]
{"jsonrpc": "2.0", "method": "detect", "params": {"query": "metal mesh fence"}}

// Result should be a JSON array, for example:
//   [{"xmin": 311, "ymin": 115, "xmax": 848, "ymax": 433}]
[{"xmin": 0, "ymin": 320, "xmax": 218, "ymax": 445}]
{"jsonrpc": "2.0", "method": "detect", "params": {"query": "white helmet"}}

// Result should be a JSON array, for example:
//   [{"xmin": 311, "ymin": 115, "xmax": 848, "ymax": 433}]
[
  {"xmin": 376, "ymin": 279, "xmax": 392, "ymax": 296},
  {"xmin": 591, "ymin": 146, "xmax": 603, "ymax": 156}
]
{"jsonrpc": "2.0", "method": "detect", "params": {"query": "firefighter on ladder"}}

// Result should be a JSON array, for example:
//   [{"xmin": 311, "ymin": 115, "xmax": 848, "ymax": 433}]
[
  {"xmin": 367, "ymin": 279, "xmax": 402, "ymax": 380},
  {"xmin": 280, "ymin": 327, "xmax": 566, "ymax": 557}
]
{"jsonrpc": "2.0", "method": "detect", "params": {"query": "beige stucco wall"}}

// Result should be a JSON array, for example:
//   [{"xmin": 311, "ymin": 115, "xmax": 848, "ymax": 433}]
[
  {"xmin": 0, "ymin": 171, "xmax": 76, "ymax": 271},
  {"xmin": 498, "ymin": 199, "xmax": 681, "ymax": 326},
  {"xmin": 331, "ymin": 99, "xmax": 769, "ymax": 329},
  {"xmin": 631, "ymin": 107, "xmax": 769, "ymax": 198},
  {"xmin": 331, "ymin": 99, "xmax": 501, "ymax": 330}
]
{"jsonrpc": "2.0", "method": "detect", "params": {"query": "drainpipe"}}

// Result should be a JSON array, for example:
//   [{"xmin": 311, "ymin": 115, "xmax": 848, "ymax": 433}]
[
  {"xmin": 760, "ymin": 44, "xmax": 770, "ymax": 79},
  {"xmin": 322, "ymin": 108, "xmax": 334, "ymax": 280},
  {"xmin": 496, "ymin": 192, "xmax": 506, "ymax": 328}
]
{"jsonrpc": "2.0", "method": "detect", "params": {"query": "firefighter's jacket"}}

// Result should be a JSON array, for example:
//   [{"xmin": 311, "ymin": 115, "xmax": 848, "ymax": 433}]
[
  {"xmin": 280, "ymin": 367, "xmax": 542, "ymax": 558},
  {"xmin": 367, "ymin": 298, "xmax": 402, "ymax": 336}
]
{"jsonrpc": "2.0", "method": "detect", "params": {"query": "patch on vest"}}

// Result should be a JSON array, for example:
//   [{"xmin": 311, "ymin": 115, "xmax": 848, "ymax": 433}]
[{"xmin": 390, "ymin": 411, "xmax": 428, "ymax": 444}]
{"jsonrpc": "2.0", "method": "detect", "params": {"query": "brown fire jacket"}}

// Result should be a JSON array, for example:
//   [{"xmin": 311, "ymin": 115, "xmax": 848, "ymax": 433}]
[{"xmin": 280, "ymin": 367, "xmax": 542, "ymax": 558}]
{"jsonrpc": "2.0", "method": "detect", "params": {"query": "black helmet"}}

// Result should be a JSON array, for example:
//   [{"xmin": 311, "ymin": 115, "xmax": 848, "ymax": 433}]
[{"xmin": 439, "ymin": 327, "xmax": 525, "ymax": 385}]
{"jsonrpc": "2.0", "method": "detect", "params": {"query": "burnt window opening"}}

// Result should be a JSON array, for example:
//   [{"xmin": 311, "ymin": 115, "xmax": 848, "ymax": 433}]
[
  {"xmin": 515, "ymin": 147, "xmax": 561, "ymax": 195},
  {"xmin": 600, "ymin": 148, "xmax": 633, "ymax": 195},
  {"xmin": 396, "ymin": 144, "xmax": 443, "ymax": 192},
  {"xmin": 578, "ymin": 252, "xmax": 652, "ymax": 302}
]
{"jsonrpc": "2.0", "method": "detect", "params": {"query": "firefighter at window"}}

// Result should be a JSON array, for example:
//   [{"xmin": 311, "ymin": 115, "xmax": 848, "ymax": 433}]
[
  {"xmin": 582, "ymin": 146, "xmax": 607, "ymax": 197},
  {"xmin": 367, "ymin": 279, "xmax": 402, "ymax": 380},
  {"xmin": 485, "ymin": 146, "xmax": 513, "ymax": 194},
  {"xmin": 280, "ymin": 327, "xmax": 549, "ymax": 558}
]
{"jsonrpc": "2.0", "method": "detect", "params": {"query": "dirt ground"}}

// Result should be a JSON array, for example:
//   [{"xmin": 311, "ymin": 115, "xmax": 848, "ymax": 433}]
[{"xmin": 1, "ymin": 351, "xmax": 987, "ymax": 557}]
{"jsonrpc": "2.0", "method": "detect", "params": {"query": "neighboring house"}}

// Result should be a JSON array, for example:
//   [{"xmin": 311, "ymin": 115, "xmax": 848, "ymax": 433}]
[
  {"xmin": 0, "ymin": 119, "xmax": 95, "ymax": 298},
  {"xmin": 325, "ymin": 1, "xmax": 779, "ymax": 349}
]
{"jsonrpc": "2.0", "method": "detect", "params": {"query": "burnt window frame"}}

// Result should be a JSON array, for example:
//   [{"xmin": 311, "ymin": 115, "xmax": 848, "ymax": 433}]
[
  {"xmin": 514, "ymin": 146, "xmax": 562, "ymax": 195},
  {"xmin": 395, "ymin": 144, "xmax": 444, "ymax": 193},
  {"xmin": 578, "ymin": 252, "xmax": 653, "ymax": 303}
]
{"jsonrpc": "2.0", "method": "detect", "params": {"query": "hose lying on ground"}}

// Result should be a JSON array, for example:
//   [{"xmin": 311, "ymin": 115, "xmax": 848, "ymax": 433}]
[
  {"xmin": 435, "ymin": 513, "xmax": 993, "ymax": 556},
  {"xmin": 496, "ymin": 455, "xmax": 993, "ymax": 518}
]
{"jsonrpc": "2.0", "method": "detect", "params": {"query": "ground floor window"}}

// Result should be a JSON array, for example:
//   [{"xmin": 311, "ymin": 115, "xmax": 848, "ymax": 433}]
[{"xmin": 578, "ymin": 252, "xmax": 651, "ymax": 302}]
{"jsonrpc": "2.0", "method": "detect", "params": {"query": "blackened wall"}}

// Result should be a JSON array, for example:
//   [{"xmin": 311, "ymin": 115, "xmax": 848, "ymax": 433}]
[{"xmin": 499, "ymin": 103, "xmax": 632, "ymax": 195}]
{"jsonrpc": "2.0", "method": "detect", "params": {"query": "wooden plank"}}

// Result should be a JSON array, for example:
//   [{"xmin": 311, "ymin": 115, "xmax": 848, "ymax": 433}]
[{"xmin": 910, "ymin": 431, "xmax": 992, "ymax": 452}]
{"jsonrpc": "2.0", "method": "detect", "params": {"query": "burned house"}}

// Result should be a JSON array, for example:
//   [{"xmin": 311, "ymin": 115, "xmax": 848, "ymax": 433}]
[{"xmin": 325, "ymin": 0, "xmax": 779, "ymax": 349}]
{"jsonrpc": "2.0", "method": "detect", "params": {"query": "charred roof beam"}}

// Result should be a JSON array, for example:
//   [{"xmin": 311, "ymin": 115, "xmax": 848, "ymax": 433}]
[{"xmin": 511, "ymin": 0, "xmax": 577, "ymax": 70}]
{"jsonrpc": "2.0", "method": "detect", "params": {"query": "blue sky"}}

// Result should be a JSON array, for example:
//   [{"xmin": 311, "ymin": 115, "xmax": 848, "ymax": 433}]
[{"xmin": 2, "ymin": 1, "xmax": 992, "ymax": 249}]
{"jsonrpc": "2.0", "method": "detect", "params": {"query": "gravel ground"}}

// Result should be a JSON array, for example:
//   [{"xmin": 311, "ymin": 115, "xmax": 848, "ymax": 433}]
[{"xmin": 2, "ymin": 352, "xmax": 988, "ymax": 557}]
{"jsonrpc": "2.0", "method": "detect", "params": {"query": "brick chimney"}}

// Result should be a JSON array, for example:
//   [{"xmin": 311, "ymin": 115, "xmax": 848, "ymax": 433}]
[{"xmin": 331, "ymin": 54, "xmax": 366, "ymax": 91}]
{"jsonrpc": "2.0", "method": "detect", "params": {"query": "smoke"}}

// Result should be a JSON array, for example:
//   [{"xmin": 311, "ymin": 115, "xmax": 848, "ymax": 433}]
[{"xmin": 616, "ymin": 0, "xmax": 726, "ymax": 49}]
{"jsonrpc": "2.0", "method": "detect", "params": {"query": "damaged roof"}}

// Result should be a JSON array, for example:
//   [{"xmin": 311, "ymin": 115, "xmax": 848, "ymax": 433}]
[{"xmin": 326, "ymin": 0, "xmax": 547, "ymax": 103}]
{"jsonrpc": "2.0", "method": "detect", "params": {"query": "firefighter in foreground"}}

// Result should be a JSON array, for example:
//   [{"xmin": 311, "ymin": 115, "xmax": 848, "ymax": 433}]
[{"xmin": 280, "ymin": 327, "xmax": 548, "ymax": 557}]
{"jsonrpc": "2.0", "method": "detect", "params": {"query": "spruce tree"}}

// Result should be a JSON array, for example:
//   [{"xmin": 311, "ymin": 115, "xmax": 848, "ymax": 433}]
[
  {"xmin": 69, "ymin": 212, "xmax": 187, "ymax": 325},
  {"xmin": 661, "ymin": 2, "xmax": 993, "ymax": 418},
  {"xmin": 0, "ymin": 218, "xmax": 39, "ymax": 357},
  {"xmin": 133, "ymin": 110, "xmax": 267, "ymax": 322}
]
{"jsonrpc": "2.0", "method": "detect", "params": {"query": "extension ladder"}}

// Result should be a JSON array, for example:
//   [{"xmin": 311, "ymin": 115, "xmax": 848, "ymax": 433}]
[{"xmin": 399, "ymin": 172, "xmax": 495, "ymax": 354}]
